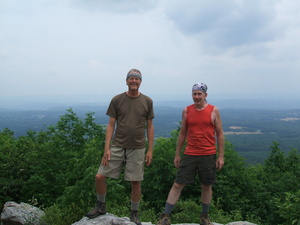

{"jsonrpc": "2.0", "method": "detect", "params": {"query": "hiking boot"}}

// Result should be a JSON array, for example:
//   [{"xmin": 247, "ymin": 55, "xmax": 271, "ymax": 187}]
[
  {"xmin": 200, "ymin": 213, "xmax": 213, "ymax": 225},
  {"xmin": 156, "ymin": 213, "xmax": 171, "ymax": 225},
  {"xmin": 130, "ymin": 210, "xmax": 142, "ymax": 225},
  {"xmin": 86, "ymin": 201, "xmax": 107, "ymax": 219}
]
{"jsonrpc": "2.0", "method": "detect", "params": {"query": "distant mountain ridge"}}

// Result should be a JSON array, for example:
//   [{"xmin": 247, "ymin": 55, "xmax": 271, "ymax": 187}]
[
  {"xmin": 1, "ymin": 99, "xmax": 300, "ymax": 164},
  {"xmin": 1, "ymin": 96, "xmax": 300, "ymax": 110}
]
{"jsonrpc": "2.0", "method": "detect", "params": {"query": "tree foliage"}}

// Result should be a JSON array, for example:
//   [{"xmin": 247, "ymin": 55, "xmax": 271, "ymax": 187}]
[
  {"xmin": 0, "ymin": 109, "xmax": 105, "ymax": 208},
  {"xmin": 1, "ymin": 109, "xmax": 300, "ymax": 225}
]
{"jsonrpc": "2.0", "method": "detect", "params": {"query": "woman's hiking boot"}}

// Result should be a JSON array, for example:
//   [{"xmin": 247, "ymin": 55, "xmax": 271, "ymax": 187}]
[{"xmin": 86, "ymin": 201, "xmax": 107, "ymax": 219}]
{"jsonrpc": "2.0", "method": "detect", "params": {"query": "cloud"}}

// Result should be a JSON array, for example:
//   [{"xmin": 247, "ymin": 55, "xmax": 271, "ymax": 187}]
[
  {"xmin": 162, "ymin": 0, "xmax": 282, "ymax": 49},
  {"xmin": 71, "ymin": 0, "xmax": 158, "ymax": 14},
  {"xmin": 0, "ymin": 0, "xmax": 300, "ymax": 103}
]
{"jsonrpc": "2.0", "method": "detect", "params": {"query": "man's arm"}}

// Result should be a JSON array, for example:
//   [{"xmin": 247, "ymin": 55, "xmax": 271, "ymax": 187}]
[
  {"xmin": 145, "ymin": 119, "xmax": 154, "ymax": 166},
  {"xmin": 174, "ymin": 107, "xmax": 188, "ymax": 168},
  {"xmin": 102, "ymin": 117, "xmax": 116, "ymax": 166},
  {"xmin": 213, "ymin": 106, "xmax": 225, "ymax": 170}
]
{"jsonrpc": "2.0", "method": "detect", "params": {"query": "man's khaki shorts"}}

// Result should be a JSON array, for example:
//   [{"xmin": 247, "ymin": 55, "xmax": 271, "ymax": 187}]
[{"xmin": 98, "ymin": 145, "xmax": 146, "ymax": 181}]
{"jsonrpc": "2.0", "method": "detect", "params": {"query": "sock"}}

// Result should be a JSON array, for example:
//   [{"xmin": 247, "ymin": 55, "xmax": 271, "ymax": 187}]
[
  {"xmin": 163, "ymin": 202, "xmax": 175, "ymax": 215},
  {"xmin": 131, "ymin": 200, "xmax": 140, "ymax": 211},
  {"xmin": 97, "ymin": 194, "xmax": 106, "ymax": 203},
  {"xmin": 201, "ymin": 202, "xmax": 210, "ymax": 215}
]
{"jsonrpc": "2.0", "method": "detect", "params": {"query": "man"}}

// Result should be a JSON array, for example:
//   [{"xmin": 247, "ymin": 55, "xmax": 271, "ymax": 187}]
[
  {"xmin": 86, "ymin": 69, "xmax": 154, "ymax": 225},
  {"xmin": 156, "ymin": 83, "xmax": 224, "ymax": 225}
]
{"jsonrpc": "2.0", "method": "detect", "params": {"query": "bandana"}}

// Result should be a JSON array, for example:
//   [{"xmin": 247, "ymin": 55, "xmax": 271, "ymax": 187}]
[
  {"xmin": 126, "ymin": 73, "xmax": 142, "ymax": 80},
  {"xmin": 192, "ymin": 83, "xmax": 208, "ymax": 93}
]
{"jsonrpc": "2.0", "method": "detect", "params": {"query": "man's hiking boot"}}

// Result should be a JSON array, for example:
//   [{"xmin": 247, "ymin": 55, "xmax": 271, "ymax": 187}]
[
  {"xmin": 200, "ymin": 213, "xmax": 213, "ymax": 225},
  {"xmin": 156, "ymin": 213, "xmax": 171, "ymax": 225},
  {"xmin": 86, "ymin": 201, "xmax": 107, "ymax": 219},
  {"xmin": 130, "ymin": 210, "xmax": 142, "ymax": 225}
]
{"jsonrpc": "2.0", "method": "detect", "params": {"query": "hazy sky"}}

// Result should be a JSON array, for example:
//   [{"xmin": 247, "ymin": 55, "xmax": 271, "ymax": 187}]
[{"xmin": 1, "ymin": 0, "xmax": 300, "ymax": 105}]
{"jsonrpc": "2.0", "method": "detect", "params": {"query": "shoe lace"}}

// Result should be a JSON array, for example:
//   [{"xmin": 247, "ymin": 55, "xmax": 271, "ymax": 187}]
[
  {"xmin": 131, "ymin": 210, "xmax": 139, "ymax": 222},
  {"xmin": 158, "ymin": 214, "xmax": 170, "ymax": 223},
  {"xmin": 200, "ymin": 215, "xmax": 212, "ymax": 225}
]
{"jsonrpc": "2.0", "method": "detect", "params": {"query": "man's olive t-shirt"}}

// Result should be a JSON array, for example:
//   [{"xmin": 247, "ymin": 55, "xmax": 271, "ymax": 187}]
[{"xmin": 106, "ymin": 92, "xmax": 154, "ymax": 148}]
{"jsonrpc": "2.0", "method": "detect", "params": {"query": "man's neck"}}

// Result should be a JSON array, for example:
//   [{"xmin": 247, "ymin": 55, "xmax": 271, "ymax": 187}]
[
  {"xmin": 126, "ymin": 90, "xmax": 140, "ymax": 97},
  {"xmin": 194, "ymin": 102, "xmax": 207, "ymax": 111}
]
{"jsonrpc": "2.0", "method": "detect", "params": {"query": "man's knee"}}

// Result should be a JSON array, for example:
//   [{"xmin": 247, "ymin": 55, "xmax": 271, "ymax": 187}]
[
  {"xmin": 201, "ymin": 183, "xmax": 212, "ymax": 191},
  {"xmin": 172, "ymin": 182, "xmax": 185, "ymax": 191},
  {"xmin": 131, "ymin": 181, "xmax": 141, "ymax": 188},
  {"xmin": 96, "ymin": 173, "xmax": 106, "ymax": 182}
]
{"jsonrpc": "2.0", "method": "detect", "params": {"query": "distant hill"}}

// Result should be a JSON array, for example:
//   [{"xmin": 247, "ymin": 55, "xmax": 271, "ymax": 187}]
[{"xmin": 1, "ymin": 99, "xmax": 300, "ymax": 164}]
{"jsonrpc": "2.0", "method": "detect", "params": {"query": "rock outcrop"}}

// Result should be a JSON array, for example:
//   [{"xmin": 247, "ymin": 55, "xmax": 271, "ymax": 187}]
[
  {"xmin": 1, "ymin": 202, "xmax": 257, "ymax": 225},
  {"xmin": 1, "ymin": 201, "xmax": 45, "ymax": 225},
  {"xmin": 72, "ymin": 214, "xmax": 257, "ymax": 225},
  {"xmin": 72, "ymin": 214, "xmax": 150, "ymax": 225}
]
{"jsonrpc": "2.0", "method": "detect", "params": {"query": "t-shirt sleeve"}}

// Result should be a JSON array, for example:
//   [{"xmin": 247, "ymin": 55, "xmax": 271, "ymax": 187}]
[
  {"xmin": 147, "ymin": 99, "xmax": 155, "ymax": 120},
  {"xmin": 106, "ymin": 97, "xmax": 117, "ymax": 118}
]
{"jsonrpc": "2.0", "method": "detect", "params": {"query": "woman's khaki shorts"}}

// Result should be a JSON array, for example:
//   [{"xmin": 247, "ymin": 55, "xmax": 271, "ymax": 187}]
[
  {"xmin": 98, "ymin": 145, "xmax": 146, "ymax": 181},
  {"xmin": 175, "ymin": 154, "xmax": 216, "ymax": 185}
]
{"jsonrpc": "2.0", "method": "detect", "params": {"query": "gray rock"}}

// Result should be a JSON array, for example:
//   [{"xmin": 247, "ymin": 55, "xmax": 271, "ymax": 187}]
[
  {"xmin": 170, "ymin": 222, "xmax": 256, "ymax": 225},
  {"xmin": 173, "ymin": 222, "xmax": 256, "ymax": 225},
  {"xmin": 1, "ymin": 201, "xmax": 45, "ymax": 225},
  {"xmin": 71, "ymin": 213, "xmax": 143, "ymax": 225},
  {"xmin": 1, "ymin": 201, "xmax": 257, "ymax": 225},
  {"xmin": 225, "ymin": 222, "xmax": 257, "ymax": 225},
  {"xmin": 71, "ymin": 214, "xmax": 256, "ymax": 225}
]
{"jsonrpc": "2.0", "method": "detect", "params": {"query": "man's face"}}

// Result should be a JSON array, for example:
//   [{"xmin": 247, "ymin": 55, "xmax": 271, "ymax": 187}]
[
  {"xmin": 192, "ymin": 90, "xmax": 207, "ymax": 104},
  {"xmin": 126, "ymin": 75, "xmax": 142, "ymax": 90}
]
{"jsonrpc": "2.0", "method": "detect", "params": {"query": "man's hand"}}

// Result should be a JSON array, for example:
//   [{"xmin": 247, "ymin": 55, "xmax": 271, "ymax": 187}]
[
  {"xmin": 145, "ymin": 151, "xmax": 153, "ymax": 167},
  {"xmin": 101, "ymin": 149, "xmax": 111, "ymax": 166},
  {"xmin": 216, "ymin": 156, "xmax": 224, "ymax": 171},
  {"xmin": 174, "ymin": 155, "xmax": 181, "ymax": 168}
]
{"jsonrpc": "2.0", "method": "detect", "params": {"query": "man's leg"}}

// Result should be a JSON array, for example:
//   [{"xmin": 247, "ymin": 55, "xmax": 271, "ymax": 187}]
[
  {"xmin": 166, "ymin": 182, "xmax": 185, "ymax": 205},
  {"xmin": 201, "ymin": 183, "xmax": 212, "ymax": 205},
  {"xmin": 96, "ymin": 173, "xmax": 107, "ymax": 196},
  {"xmin": 86, "ymin": 174, "xmax": 107, "ymax": 218},
  {"xmin": 130, "ymin": 181, "xmax": 142, "ymax": 225},
  {"xmin": 200, "ymin": 184, "xmax": 213, "ymax": 225},
  {"xmin": 156, "ymin": 182, "xmax": 185, "ymax": 225},
  {"xmin": 131, "ymin": 181, "xmax": 141, "ymax": 203},
  {"xmin": 164, "ymin": 182, "xmax": 186, "ymax": 215}
]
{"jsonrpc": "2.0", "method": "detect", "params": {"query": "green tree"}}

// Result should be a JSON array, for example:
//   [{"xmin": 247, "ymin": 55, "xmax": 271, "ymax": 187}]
[
  {"xmin": 276, "ymin": 190, "xmax": 300, "ymax": 225},
  {"xmin": 143, "ymin": 129, "xmax": 179, "ymax": 210},
  {"xmin": 1, "ymin": 109, "xmax": 106, "ymax": 209},
  {"xmin": 251, "ymin": 142, "xmax": 300, "ymax": 224},
  {"xmin": 0, "ymin": 129, "xmax": 20, "ymax": 207},
  {"xmin": 213, "ymin": 141, "xmax": 249, "ymax": 213},
  {"xmin": 2, "ymin": 111, "xmax": 300, "ymax": 225}
]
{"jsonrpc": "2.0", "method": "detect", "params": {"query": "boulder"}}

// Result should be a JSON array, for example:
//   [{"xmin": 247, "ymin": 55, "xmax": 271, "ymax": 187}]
[
  {"xmin": 71, "ymin": 213, "xmax": 152, "ymax": 225},
  {"xmin": 1, "ymin": 201, "xmax": 257, "ymax": 225},
  {"xmin": 225, "ymin": 222, "xmax": 257, "ymax": 225},
  {"xmin": 1, "ymin": 201, "xmax": 45, "ymax": 225},
  {"xmin": 71, "ymin": 214, "xmax": 256, "ymax": 225}
]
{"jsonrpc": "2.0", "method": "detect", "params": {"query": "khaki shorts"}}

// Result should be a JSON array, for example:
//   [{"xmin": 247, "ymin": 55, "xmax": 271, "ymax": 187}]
[
  {"xmin": 98, "ymin": 145, "xmax": 146, "ymax": 181},
  {"xmin": 175, "ymin": 154, "xmax": 216, "ymax": 185}
]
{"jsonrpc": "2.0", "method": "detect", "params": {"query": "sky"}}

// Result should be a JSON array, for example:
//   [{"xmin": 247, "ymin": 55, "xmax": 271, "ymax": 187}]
[{"xmin": 1, "ymin": 0, "xmax": 300, "ymax": 107}]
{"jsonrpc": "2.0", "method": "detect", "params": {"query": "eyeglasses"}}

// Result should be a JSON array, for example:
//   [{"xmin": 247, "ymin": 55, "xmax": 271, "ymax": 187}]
[{"xmin": 128, "ymin": 77, "xmax": 141, "ymax": 81}]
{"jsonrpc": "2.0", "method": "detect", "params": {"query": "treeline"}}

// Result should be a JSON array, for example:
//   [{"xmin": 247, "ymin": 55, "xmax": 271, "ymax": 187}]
[
  {"xmin": 2, "ymin": 106, "xmax": 300, "ymax": 164},
  {"xmin": 1, "ymin": 109, "xmax": 300, "ymax": 225}
]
